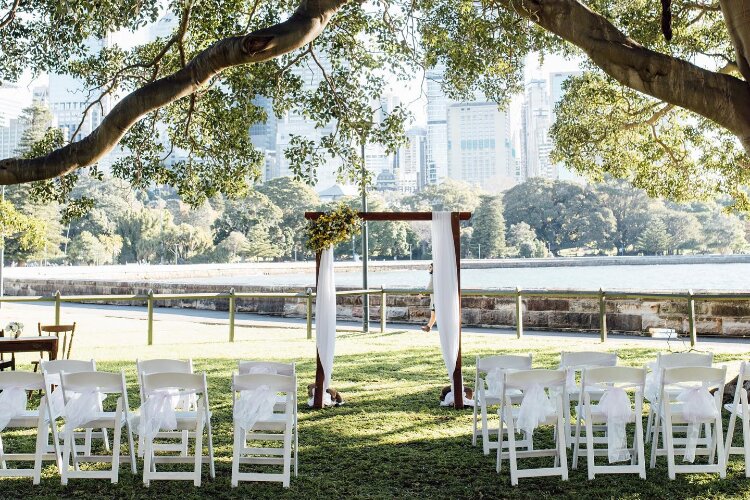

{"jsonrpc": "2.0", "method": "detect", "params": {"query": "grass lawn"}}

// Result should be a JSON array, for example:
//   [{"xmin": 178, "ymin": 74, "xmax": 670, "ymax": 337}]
[{"xmin": 0, "ymin": 303, "xmax": 749, "ymax": 499}]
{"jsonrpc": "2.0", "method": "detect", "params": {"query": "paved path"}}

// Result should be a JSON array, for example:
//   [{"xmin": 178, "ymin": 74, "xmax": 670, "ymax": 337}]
[{"xmin": 3, "ymin": 301, "xmax": 749, "ymax": 355}]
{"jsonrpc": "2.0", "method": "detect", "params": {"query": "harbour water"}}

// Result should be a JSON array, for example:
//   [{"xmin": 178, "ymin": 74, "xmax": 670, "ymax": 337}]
[{"xmin": 156, "ymin": 262, "xmax": 750, "ymax": 291}]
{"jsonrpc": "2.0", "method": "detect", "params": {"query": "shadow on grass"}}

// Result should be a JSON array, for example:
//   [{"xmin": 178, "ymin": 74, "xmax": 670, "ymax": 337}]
[{"xmin": 2, "ymin": 346, "xmax": 750, "ymax": 498}]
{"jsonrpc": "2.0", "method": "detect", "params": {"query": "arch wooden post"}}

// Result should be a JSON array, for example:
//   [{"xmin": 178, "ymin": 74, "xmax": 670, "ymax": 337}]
[
  {"xmin": 451, "ymin": 212, "xmax": 464, "ymax": 410},
  {"xmin": 314, "ymin": 251, "xmax": 325, "ymax": 409},
  {"xmin": 305, "ymin": 211, "xmax": 471, "ymax": 410}
]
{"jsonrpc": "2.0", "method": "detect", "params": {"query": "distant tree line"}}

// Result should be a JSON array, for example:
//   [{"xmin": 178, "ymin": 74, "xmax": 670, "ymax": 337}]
[{"xmin": 3, "ymin": 173, "xmax": 749, "ymax": 266}]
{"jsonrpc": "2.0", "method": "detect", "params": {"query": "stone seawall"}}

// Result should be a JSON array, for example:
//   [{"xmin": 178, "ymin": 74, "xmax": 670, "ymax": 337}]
[{"xmin": 6, "ymin": 279, "xmax": 750, "ymax": 336}]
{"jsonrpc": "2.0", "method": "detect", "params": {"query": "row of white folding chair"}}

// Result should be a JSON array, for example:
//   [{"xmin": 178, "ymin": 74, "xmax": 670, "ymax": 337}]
[
  {"xmin": 572, "ymin": 366, "xmax": 647, "ymax": 480},
  {"xmin": 473, "ymin": 354, "xmax": 532, "ymax": 455},
  {"xmin": 649, "ymin": 365, "xmax": 727, "ymax": 479},
  {"xmin": 135, "ymin": 370, "xmax": 214, "ymax": 487},
  {"xmin": 231, "ymin": 370, "xmax": 297, "ymax": 488},
  {"xmin": 237, "ymin": 360, "xmax": 298, "ymax": 485},
  {"xmin": 725, "ymin": 361, "xmax": 750, "ymax": 477},
  {"xmin": 473, "ymin": 351, "xmax": 619, "ymax": 456},
  {"xmin": 495, "ymin": 368, "xmax": 568, "ymax": 486},
  {"xmin": 0, "ymin": 371, "xmax": 59, "ymax": 484},
  {"xmin": 645, "ymin": 352, "xmax": 714, "ymax": 445}
]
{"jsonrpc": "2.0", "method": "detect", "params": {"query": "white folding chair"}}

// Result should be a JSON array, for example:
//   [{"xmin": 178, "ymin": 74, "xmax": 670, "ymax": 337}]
[
  {"xmin": 472, "ymin": 354, "xmax": 532, "ymax": 455},
  {"xmin": 650, "ymin": 366, "xmax": 727, "ymax": 479},
  {"xmin": 231, "ymin": 372, "xmax": 298, "ymax": 487},
  {"xmin": 136, "ymin": 358, "xmax": 195, "ymax": 457},
  {"xmin": 137, "ymin": 372, "xmax": 215, "ymax": 487},
  {"xmin": 724, "ymin": 361, "xmax": 750, "ymax": 476},
  {"xmin": 238, "ymin": 361, "xmax": 297, "ymax": 465},
  {"xmin": 645, "ymin": 352, "xmax": 713, "ymax": 444},
  {"xmin": 560, "ymin": 351, "xmax": 617, "ymax": 451},
  {"xmin": 0, "ymin": 371, "xmax": 60, "ymax": 484},
  {"xmin": 40, "ymin": 359, "xmax": 107, "ymax": 457},
  {"xmin": 575, "ymin": 366, "xmax": 647, "ymax": 479},
  {"xmin": 59, "ymin": 370, "xmax": 136, "ymax": 484},
  {"xmin": 496, "ymin": 369, "xmax": 567, "ymax": 486}
]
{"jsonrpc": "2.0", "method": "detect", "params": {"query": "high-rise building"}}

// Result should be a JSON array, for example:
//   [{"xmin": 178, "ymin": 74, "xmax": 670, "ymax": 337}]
[
  {"xmin": 446, "ymin": 102, "xmax": 512, "ymax": 189},
  {"xmin": 549, "ymin": 71, "xmax": 584, "ymax": 182},
  {"xmin": 520, "ymin": 79, "xmax": 552, "ymax": 180},
  {"xmin": 275, "ymin": 55, "xmax": 341, "ymax": 190},
  {"xmin": 425, "ymin": 66, "xmax": 453, "ymax": 185},
  {"xmin": 397, "ymin": 127, "xmax": 425, "ymax": 193}
]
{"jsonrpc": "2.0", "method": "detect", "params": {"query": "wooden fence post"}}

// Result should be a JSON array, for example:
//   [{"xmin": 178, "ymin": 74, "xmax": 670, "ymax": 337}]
[
  {"xmin": 688, "ymin": 289, "xmax": 697, "ymax": 346},
  {"xmin": 515, "ymin": 287, "xmax": 523, "ymax": 339},
  {"xmin": 380, "ymin": 285, "xmax": 386, "ymax": 333},
  {"xmin": 599, "ymin": 288, "xmax": 607, "ymax": 342},
  {"xmin": 228, "ymin": 288, "xmax": 236, "ymax": 342},
  {"xmin": 306, "ymin": 288, "xmax": 313, "ymax": 340},
  {"xmin": 147, "ymin": 289, "xmax": 154, "ymax": 346},
  {"xmin": 54, "ymin": 290, "xmax": 61, "ymax": 326}
]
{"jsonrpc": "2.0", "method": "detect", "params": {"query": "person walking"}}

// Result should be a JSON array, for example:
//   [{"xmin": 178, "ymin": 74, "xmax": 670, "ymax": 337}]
[{"xmin": 422, "ymin": 263, "xmax": 436, "ymax": 332}]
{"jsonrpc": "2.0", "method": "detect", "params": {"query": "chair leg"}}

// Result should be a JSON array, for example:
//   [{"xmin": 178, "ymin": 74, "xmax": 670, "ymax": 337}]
[
  {"xmin": 294, "ymin": 422, "xmax": 299, "ymax": 477},
  {"xmin": 206, "ymin": 412, "xmax": 215, "ymax": 479},
  {"xmin": 0, "ymin": 434, "xmax": 6, "ymax": 469},
  {"xmin": 101, "ymin": 428, "xmax": 111, "ymax": 452},
  {"xmin": 650, "ymin": 410, "xmax": 661, "ymax": 469},
  {"xmin": 111, "ymin": 424, "xmax": 122, "ymax": 484},
  {"xmin": 506, "ymin": 406, "xmax": 519, "ymax": 486},
  {"xmin": 636, "ymin": 413, "xmax": 646, "ymax": 479},
  {"xmin": 557, "ymin": 398, "xmax": 568, "ymax": 481},
  {"xmin": 283, "ymin": 424, "xmax": 292, "ymax": 488},
  {"xmin": 743, "ymin": 406, "xmax": 750, "ymax": 478},
  {"xmin": 193, "ymin": 418, "xmax": 204, "ymax": 486},
  {"xmin": 645, "ymin": 407, "xmax": 654, "ymax": 444},
  {"xmin": 33, "ymin": 420, "xmax": 46, "ymax": 485},
  {"xmin": 143, "ymin": 437, "xmax": 152, "ymax": 487},
  {"xmin": 573, "ymin": 408, "xmax": 582, "ymax": 470},
  {"xmin": 231, "ymin": 426, "xmax": 241, "ymax": 487},
  {"xmin": 125, "ymin": 418, "xmax": 137, "ymax": 475},
  {"xmin": 472, "ymin": 396, "xmax": 478, "ymax": 447},
  {"xmin": 181, "ymin": 430, "xmax": 189, "ymax": 456},
  {"xmin": 585, "ymin": 407, "xmax": 595, "ymax": 480},
  {"xmin": 716, "ymin": 415, "xmax": 727, "ymax": 479},
  {"xmin": 61, "ymin": 432, "xmax": 71, "ymax": 485},
  {"xmin": 664, "ymin": 410, "xmax": 676, "ymax": 480}
]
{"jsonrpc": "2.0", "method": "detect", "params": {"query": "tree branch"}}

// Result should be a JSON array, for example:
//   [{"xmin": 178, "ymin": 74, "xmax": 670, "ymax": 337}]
[
  {"xmin": 0, "ymin": 0, "xmax": 20, "ymax": 29},
  {"xmin": 0, "ymin": 0, "xmax": 350, "ymax": 185},
  {"xmin": 497, "ymin": 0, "xmax": 750, "ymax": 152},
  {"xmin": 719, "ymin": 0, "xmax": 750, "ymax": 81}
]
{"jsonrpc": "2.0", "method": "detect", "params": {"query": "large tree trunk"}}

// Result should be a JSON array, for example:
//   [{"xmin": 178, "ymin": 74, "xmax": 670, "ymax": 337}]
[
  {"xmin": 501, "ymin": 0, "xmax": 750, "ymax": 153},
  {"xmin": 0, "ymin": 0, "xmax": 348, "ymax": 185}
]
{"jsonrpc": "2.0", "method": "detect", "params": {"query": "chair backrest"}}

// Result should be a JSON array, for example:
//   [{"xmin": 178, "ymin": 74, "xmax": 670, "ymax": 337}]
[
  {"xmin": 0, "ymin": 370, "xmax": 44, "ymax": 391},
  {"xmin": 38, "ymin": 322, "xmax": 77, "ymax": 360},
  {"xmin": 60, "ymin": 370, "xmax": 125, "ymax": 395},
  {"xmin": 560, "ymin": 351, "xmax": 617, "ymax": 369},
  {"xmin": 40, "ymin": 359, "xmax": 96, "ymax": 376},
  {"xmin": 504, "ymin": 369, "xmax": 566, "ymax": 391},
  {"xmin": 137, "ymin": 359, "xmax": 193, "ymax": 377},
  {"xmin": 662, "ymin": 366, "xmax": 726, "ymax": 387},
  {"xmin": 233, "ymin": 373, "xmax": 296, "ymax": 393},
  {"xmin": 238, "ymin": 360, "xmax": 295, "ymax": 376},
  {"xmin": 656, "ymin": 352, "xmax": 713, "ymax": 369},
  {"xmin": 476, "ymin": 354, "xmax": 532, "ymax": 373},
  {"xmin": 142, "ymin": 372, "xmax": 207, "ymax": 395},
  {"xmin": 582, "ymin": 366, "xmax": 647, "ymax": 389}
]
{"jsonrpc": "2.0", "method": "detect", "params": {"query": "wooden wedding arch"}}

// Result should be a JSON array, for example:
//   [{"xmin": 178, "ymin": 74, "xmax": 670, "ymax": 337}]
[{"xmin": 304, "ymin": 211, "xmax": 472, "ymax": 409}]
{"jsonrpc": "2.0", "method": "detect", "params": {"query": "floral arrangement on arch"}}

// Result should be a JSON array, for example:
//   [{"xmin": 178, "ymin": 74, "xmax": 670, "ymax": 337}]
[
  {"xmin": 306, "ymin": 204, "xmax": 362, "ymax": 253},
  {"xmin": 5, "ymin": 321, "xmax": 23, "ymax": 338}
]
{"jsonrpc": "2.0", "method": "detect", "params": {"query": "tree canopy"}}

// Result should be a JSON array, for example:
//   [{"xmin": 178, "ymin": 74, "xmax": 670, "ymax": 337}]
[{"xmin": 1, "ymin": 0, "xmax": 749, "ymax": 209}]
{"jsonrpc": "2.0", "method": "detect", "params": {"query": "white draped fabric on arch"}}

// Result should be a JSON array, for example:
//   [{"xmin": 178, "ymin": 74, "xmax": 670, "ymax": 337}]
[{"xmin": 308, "ymin": 210, "xmax": 469, "ymax": 409}]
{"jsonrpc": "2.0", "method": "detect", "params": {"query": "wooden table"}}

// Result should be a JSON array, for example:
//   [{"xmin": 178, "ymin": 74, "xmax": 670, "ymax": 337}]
[{"xmin": 0, "ymin": 336, "xmax": 59, "ymax": 362}]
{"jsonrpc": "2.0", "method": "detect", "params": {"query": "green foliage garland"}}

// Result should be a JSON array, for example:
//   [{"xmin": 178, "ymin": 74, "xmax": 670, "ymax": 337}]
[{"xmin": 306, "ymin": 204, "xmax": 361, "ymax": 253}]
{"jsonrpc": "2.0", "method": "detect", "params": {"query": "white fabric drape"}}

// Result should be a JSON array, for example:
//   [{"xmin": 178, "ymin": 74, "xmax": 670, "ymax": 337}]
[
  {"xmin": 431, "ymin": 211, "xmax": 462, "ymax": 399},
  {"xmin": 235, "ymin": 385, "xmax": 277, "ymax": 431},
  {"xmin": 597, "ymin": 387, "xmax": 633, "ymax": 463},
  {"xmin": 64, "ymin": 390, "xmax": 105, "ymax": 431},
  {"xmin": 516, "ymin": 384, "xmax": 555, "ymax": 435},
  {"xmin": 676, "ymin": 386, "xmax": 718, "ymax": 462},
  {"xmin": 0, "ymin": 387, "xmax": 27, "ymax": 431},
  {"xmin": 137, "ymin": 389, "xmax": 197, "ymax": 439},
  {"xmin": 316, "ymin": 246, "xmax": 337, "ymax": 398},
  {"xmin": 485, "ymin": 368, "xmax": 504, "ymax": 397}
]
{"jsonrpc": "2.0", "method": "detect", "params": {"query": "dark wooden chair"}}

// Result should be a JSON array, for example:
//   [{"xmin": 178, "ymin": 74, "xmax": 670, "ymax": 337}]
[
  {"xmin": 32, "ymin": 322, "xmax": 76, "ymax": 371},
  {"xmin": 0, "ymin": 329, "xmax": 15, "ymax": 371}
]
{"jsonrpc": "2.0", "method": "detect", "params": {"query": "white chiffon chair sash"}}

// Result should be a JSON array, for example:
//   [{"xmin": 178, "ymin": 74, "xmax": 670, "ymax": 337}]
[
  {"xmin": 676, "ymin": 386, "xmax": 718, "ymax": 462},
  {"xmin": 485, "ymin": 368, "xmax": 504, "ymax": 398},
  {"xmin": 235, "ymin": 385, "xmax": 278, "ymax": 431},
  {"xmin": 644, "ymin": 362, "xmax": 659, "ymax": 401},
  {"xmin": 0, "ymin": 387, "xmax": 28, "ymax": 431},
  {"xmin": 596, "ymin": 387, "xmax": 633, "ymax": 463},
  {"xmin": 64, "ymin": 390, "xmax": 106, "ymax": 431},
  {"xmin": 138, "ymin": 389, "xmax": 197, "ymax": 439},
  {"xmin": 516, "ymin": 383, "xmax": 555, "ymax": 436}
]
